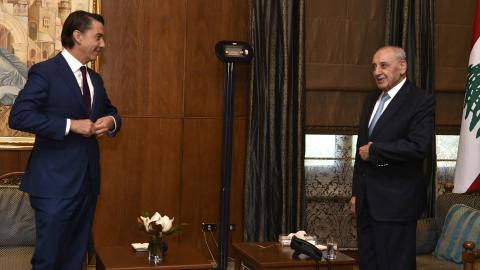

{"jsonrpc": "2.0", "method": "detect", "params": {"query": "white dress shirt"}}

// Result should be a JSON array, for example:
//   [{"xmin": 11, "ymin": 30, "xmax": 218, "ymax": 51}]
[
  {"xmin": 60, "ymin": 49, "xmax": 118, "ymax": 137},
  {"xmin": 368, "ymin": 77, "xmax": 406, "ymax": 126},
  {"xmin": 61, "ymin": 49, "xmax": 95, "ymax": 135}
]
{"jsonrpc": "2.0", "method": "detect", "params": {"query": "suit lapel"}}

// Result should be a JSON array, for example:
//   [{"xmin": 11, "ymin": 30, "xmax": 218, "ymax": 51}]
[
  {"xmin": 54, "ymin": 54, "xmax": 84, "ymax": 110},
  {"xmin": 55, "ymin": 54, "xmax": 102, "ymax": 119},
  {"xmin": 369, "ymin": 81, "xmax": 412, "ymax": 138}
]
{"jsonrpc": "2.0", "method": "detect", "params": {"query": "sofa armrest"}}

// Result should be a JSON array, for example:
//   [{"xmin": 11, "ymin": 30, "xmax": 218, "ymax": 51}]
[{"xmin": 416, "ymin": 218, "xmax": 438, "ymax": 255}]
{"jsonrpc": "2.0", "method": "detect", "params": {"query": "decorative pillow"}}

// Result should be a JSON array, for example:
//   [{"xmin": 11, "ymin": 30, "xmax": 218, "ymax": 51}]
[{"xmin": 433, "ymin": 204, "xmax": 480, "ymax": 263}]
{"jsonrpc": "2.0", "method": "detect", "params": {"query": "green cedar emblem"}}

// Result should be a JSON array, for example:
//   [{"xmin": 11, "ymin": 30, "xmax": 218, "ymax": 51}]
[{"xmin": 465, "ymin": 64, "xmax": 480, "ymax": 138}]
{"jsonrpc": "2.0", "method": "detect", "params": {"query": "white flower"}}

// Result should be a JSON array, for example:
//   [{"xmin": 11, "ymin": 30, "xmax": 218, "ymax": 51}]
[
  {"xmin": 139, "ymin": 212, "xmax": 175, "ymax": 233},
  {"xmin": 150, "ymin": 212, "xmax": 161, "ymax": 222},
  {"xmin": 139, "ymin": 216, "xmax": 151, "ymax": 232},
  {"xmin": 157, "ymin": 215, "xmax": 174, "ymax": 232}
]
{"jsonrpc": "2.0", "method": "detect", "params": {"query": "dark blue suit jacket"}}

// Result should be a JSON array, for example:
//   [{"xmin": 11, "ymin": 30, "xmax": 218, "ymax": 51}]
[
  {"xmin": 9, "ymin": 53, "xmax": 121, "ymax": 198},
  {"xmin": 352, "ymin": 80, "xmax": 435, "ymax": 222}
]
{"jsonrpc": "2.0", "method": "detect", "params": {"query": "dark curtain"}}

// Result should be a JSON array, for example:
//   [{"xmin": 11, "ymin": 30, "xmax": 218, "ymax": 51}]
[
  {"xmin": 385, "ymin": 0, "xmax": 436, "ymax": 217},
  {"xmin": 244, "ymin": 0, "xmax": 305, "ymax": 241}
]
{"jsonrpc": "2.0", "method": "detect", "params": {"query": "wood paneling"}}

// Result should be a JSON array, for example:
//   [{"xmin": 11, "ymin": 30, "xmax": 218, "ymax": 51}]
[
  {"xmin": 92, "ymin": 0, "xmax": 250, "ymax": 257},
  {"xmin": 0, "ymin": 151, "xmax": 30, "ymax": 175},
  {"xmin": 100, "ymin": 0, "xmax": 185, "ymax": 117},
  {"xmin": 95, "ymin": 118, "xmax": 183, "ymax": 245},
  {"xmin": 180, "ymin": 118, "xmax": 221, "ymax": 248},
  {"xmin": 184, "ymin": 0, "xmax": 249, "ymax": 118},
  {"xmin": 179, "ymin": 119, "xmax": 246, "ymax": 250}
]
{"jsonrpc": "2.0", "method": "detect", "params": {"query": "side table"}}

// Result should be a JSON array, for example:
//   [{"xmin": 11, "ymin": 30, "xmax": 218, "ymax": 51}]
[
  {"xmin": 96, "ymin": 242, "xmax": 212, "ymax": 269},
  {"xmin": 233, "ymin": 242, "xmax": 356, "ymax": 270}
]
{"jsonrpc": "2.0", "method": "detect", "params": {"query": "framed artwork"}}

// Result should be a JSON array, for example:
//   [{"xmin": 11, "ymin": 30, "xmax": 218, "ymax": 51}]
[{"xmin": 0, "ymin": 0, "xmax": 100, "ymax": 150}]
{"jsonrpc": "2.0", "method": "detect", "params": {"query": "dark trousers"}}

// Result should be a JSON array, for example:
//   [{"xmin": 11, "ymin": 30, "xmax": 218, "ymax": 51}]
[
  {"xmin": 357, "ymin": 199, "xmax": 417, "ymax": 270},
  {"xmin": 29, "ymin": 182, "xmax": 97, "ymax": 270}
]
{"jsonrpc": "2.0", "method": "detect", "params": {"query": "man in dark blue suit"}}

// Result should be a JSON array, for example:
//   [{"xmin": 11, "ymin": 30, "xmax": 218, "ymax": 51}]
[
  {"xmin": 9, "ymin": 10, "xmax": 121, "ymax": 270},
  {"xmin": 350, "ymin": 46, "xmax": 435, "ymax": 270}
]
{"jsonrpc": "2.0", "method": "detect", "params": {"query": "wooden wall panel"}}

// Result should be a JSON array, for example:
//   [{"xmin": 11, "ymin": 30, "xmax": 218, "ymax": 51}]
[
  {"xmin": 184, "ymin": 0, "xmax": 249, "ymax": 118},
  {"xmin": 94, "ymin": 0, "xmax": 250, "ymax": 257},
  {"xmin": 143, "ymin": 0, "xmax": 186, "ymax": 117},
  {"xmin": 95, "ymin": 118, "xmax": 183, "ymax": 245},
  {"xmin": 228, "ymin": 119, "xmax": 247, "ymax": 246},
  {"xmin": 100, "ymin": 0, "xmax": 185, "ymax": 117},
  {"xmin": 180, "ymin": 119, "xmax": 221, "ymax": 249},
  {"xmin": 0, "ymin": 151, "xmax": 29, "ymax": 175},
  {"xmin": 179, "ymin": 119, "xmax": 246, "ymax": 250},
  {"xmin": 99, "ymin": 0, "xmax": 146, "ymax": 115}
]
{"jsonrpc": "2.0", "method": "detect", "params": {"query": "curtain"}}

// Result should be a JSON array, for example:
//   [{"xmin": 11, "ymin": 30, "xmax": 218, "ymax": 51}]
[
  {"xmin": 385, "ymin": 0, "xmax": 436, "ymax": 217},
  {"xmin": 244, "ymin": 0, "xmax": 305, "ymax": 242}
]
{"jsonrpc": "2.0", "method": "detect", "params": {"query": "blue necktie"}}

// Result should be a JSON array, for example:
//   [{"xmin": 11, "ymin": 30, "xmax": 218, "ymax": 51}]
[{"xmin": 369, "ymin": 93, "xmax": 390, "ymax": 136}]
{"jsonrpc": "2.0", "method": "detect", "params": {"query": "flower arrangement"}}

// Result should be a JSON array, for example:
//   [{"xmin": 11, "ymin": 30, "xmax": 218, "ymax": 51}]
[
  {"xmin": 137, "ymin": 211, "xmax": 181, "ymax": 264},
  {"xmin": 137, "ymin": 211, "xmax": 180, "ymax": 236}
]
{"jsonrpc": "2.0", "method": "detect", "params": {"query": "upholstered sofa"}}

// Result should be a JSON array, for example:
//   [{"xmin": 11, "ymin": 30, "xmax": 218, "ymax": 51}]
[
  {"xmin": 416, "ymin": 192, "xmax": 480, "ymax": 270},
  {"xmin": 0, "ymin": 172, "xmax": 35, "ymax": 269}
]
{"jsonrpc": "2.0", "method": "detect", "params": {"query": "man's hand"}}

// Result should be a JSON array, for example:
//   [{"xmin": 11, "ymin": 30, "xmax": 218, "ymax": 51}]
[
  {"xmin": 94, "ymin": 116, "xmax": 115, "ymax": 137},
  {"xmin": 70, "ymin": 119, "xmax": 95, "ymax": 137},
  {"xmin": 349, "ymin": 196, "xmax": 356, "ymax": 217},
  {"xmin": 359, "ymin": 142, "xmax": 373, "ymax": 161}
]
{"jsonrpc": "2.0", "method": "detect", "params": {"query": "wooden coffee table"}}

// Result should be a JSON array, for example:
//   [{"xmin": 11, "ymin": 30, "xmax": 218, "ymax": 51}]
[
  {"xmin": 233, "ymin": 242, "xmax": 356, "ymax": 270},
  {"xmin": 96, "ymin": 242, "xmax": 212, "ymax": 269}
]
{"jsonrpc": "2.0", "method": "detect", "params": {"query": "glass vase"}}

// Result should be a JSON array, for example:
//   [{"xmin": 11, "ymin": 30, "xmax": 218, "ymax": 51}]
[{"xmin": 148, "ymin": 233, "xmax": 164, "ymax": 264}]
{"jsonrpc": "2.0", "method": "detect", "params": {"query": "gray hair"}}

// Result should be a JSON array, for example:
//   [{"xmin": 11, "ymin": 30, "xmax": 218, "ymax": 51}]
[{"xmin": 378, "ymin": 46, "xmax": 406, "ymax": 61}]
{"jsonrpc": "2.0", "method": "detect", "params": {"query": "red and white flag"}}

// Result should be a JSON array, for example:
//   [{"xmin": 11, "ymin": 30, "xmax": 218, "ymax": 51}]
[{"xmin": 454, "ymin": 0, "xmax": 480, "ymax": 193}]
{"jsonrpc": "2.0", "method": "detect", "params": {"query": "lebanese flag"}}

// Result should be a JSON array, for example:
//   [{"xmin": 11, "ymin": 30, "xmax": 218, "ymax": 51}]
[{"xmin": 453, "ymin": 0, "xmax": 480, "ymax": 193}]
